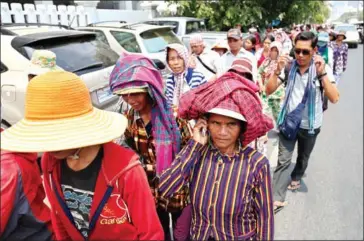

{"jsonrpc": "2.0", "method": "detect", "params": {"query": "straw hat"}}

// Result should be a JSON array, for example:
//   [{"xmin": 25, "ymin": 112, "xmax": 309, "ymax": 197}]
[
  {"xmin": 27, "ymin": 50, "xmax": 63, "ymax": 76},
  {"xmin": 211, "ymin": 41, "xmax": 229, "ymax": 51},
  {"xmin": 1, "ymin": 71, "xmax": 127, "ymax": 152}
]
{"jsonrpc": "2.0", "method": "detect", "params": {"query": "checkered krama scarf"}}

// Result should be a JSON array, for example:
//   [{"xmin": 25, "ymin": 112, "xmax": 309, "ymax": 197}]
[
  {"xmin": 109, "ymin": 53, "xmax": 182, "ymax": 175},
  {"xmin": 178, "ymin": 72, "xmax": 273, "ymax": 146}
]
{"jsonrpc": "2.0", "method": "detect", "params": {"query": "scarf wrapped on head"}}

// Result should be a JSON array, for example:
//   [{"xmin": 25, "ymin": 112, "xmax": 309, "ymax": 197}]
[
  {"xmin": 165, "ymin": 43, "xmax": 190, "ymax": 106},
  {"xmin": 260, "ymin": 41, "xmax": 282, "ymax": 82},
  {"xmin": 178, "ymin": 72, "xmax": 273, "ymax": 147},
  {"xmin": 109, "ymin": 53, "xmax": 182, "ymax": 175}
]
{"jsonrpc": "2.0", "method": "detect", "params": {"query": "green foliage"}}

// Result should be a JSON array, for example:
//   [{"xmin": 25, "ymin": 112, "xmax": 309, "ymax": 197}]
[{"xmin": 165, "ymin": 0, "xmax": 330, "ymax": 30}]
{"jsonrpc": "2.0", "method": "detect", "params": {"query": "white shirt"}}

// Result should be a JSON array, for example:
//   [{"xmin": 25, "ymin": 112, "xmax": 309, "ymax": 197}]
[
  {"xmin": 221, "ymin": 48, "xmax": 258, "ymax": 83},
  {"xmin": 193, "ymin": 48, "xmax": 223, "ymax": 80}
]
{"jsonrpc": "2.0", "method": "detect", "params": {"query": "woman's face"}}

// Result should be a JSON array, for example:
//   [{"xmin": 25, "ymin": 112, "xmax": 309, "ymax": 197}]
[
  {"xmin": 263, "ymin": 38, "xmax": 272, "ymax": 51},
  {"xmin": 275, "ymin": 34, "xmax": 282, "ymax": 42},
  {"xmin": 121, "ymin": 92, "xmax": 150, "ymax": 112},
  {"xmin": 244, "ymin": 39, "xmax": 253, "ymax": 50},
  {"xmin": 270, "ymin": 47, "xmax": 279, "ymax": 60},
  {"xmin": 167, "ymin": 49, "xmax": 185, "ymax": 74},
  {"xmin": 337, "ymin": 35, "xmax": 345, "ymax": 41}
]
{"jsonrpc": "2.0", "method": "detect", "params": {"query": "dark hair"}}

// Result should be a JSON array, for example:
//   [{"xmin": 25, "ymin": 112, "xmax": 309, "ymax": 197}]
[
  {"xmin": 244, "ymin": 35, "xmax": 257, "ymax": 51},
  {"xmin": 300, "ymin": 25, "xmax": 304, "ymax": 31},
  {"xmin": 294, "ymin": 31, "xmax": 318, "ymax": 48},
  {"xmin": 329, "ymin": 31, "xmax": 337, "ymax": 41},
  {"xmin": 263, "ymin": 34, "xmax": 275, "ymax": 43},
  {"xmin": 228, "ymin": 69, "xmax": 253, "ymax": 82},
  {"xmin": 317, "ymin": 26, "xmax": 323, "ymax": 31},
  {"xmin": 306, "ymin": 24, "xmax": 312, "ymax": 30}
]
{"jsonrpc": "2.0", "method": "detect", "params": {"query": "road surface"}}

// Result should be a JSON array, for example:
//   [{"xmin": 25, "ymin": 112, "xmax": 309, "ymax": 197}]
[{"xmin": 267, "ymin": 45, "xmax": 363, "ymax": 240}]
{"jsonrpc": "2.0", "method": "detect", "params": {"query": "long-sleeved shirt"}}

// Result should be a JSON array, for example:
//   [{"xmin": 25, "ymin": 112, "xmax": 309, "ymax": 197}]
[
  {"xmin": 159, "ymin": 140, "xmax": 274, "ymax": 240},
  {"xmin": 329, "ymin": 41, "xmax": 348, "ymax": 75}
]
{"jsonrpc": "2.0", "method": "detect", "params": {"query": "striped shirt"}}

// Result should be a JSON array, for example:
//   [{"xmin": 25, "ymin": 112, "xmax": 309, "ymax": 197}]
[
  {"xmin": 159, "ymin": 140, "xmax": 274, "ymax": 240},
  {"xmin": 165, "ymin": 69, "xmax": 207, "ymax": 106}
]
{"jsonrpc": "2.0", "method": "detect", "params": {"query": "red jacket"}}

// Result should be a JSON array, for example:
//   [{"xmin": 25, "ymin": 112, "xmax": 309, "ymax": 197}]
[
  {"xmin": 41, "ymin": 142, "xmax": 164, "ymax": 240},
  {"xmin": 1, "ymin": 151, "xmax": 53, "ymax": 240}
]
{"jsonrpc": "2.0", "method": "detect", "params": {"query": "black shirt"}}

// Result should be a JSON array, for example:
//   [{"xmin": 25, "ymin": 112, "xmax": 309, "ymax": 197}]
[{"xmin": 61, "ymin": 147, "xmax": 103, "ymax": 238}]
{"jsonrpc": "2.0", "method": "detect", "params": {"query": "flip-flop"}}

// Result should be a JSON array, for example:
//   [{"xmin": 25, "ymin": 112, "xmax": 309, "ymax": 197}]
[
  {"xmin": 274, "ymin": 205, "xmax": 284, "ymax": 214},
  {"xmin": 287, "ymin": 181, "xmax": 301, "ymax": 191}
]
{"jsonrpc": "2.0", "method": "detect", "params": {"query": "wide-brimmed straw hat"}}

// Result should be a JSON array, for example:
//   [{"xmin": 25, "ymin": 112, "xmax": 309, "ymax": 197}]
[
  {"xmin": 1, "ymin": 71, "xmax": 127, "ymax": 152},
  {"xmin": 27, "ymin": 50, "xmax": 63, "ymax": 76}
]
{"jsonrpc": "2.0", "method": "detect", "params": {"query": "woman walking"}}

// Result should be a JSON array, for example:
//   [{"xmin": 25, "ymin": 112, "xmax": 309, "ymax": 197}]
[
  {"xmin": 256, "ymin": 34, "xmax": 275, "ymax": 68},
  {"xmin": 330, "ymin": 30, "xmax": 348, "ymax": 85},
  {"xmin": 1, "ymin": 71, "xmax": 164, "ymax": 240},
  {"xmin": 109, "ymin": 53, "xmax": 192, "ymax": 240}
]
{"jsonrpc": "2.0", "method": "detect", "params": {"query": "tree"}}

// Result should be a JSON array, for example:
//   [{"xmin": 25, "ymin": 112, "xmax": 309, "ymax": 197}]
[{"xmin": 166, "ymin": 0, "xmax": 330, "ymax": 30}]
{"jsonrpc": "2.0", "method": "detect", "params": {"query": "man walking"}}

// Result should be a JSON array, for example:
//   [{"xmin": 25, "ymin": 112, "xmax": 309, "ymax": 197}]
[
  {"xmin": 221, "ymin": 28, "xmax": 258, "ymax": 82},
  {"xmin": 266, "ymin": 31, "xmax": 340, "ymax": 212},
  {"xmin": 189, "ymin": 34, "xmax": 223, "ymax": 81}
]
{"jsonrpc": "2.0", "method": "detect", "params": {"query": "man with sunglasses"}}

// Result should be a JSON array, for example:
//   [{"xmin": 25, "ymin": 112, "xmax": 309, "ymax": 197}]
[
  {"xmin": 265, "ymin": 31, "xmax": 340, "ymax": 213},
  {"xmin": 221, "ymin": 28, "xmax": 258, "ymax": 82}
]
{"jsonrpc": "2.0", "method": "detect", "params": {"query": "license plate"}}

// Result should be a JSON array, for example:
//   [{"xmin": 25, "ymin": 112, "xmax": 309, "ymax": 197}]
[{"xmin": 96, "ymin": 87, "xmax": 114, "ymax": 104}]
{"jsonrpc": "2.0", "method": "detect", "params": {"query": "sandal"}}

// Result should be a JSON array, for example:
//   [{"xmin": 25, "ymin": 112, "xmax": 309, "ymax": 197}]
[
  {"xmin": 287, "ymin": 180, "xmax": 301, "ymax": 191},
  {"xmin": 273, "ymin": 201, "xmax": 287, "ymax": 214}
]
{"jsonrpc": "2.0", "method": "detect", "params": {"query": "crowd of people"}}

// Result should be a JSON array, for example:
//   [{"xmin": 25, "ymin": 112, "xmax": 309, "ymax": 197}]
[{"xmin": 1, "ymin": 22, "xmax": 344, "ymax": 241}]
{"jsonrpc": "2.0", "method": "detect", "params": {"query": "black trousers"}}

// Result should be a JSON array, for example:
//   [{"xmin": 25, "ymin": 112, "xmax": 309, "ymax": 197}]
[{"xmin": 157, "ymin": 207, "xmax": 182, "ymax": 241}]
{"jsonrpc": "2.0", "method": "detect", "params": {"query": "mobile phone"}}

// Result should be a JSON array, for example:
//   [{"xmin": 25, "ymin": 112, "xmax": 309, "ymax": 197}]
[{"xmin": 201, "ymin": 127, "xmax": 207, "ymax": 137}]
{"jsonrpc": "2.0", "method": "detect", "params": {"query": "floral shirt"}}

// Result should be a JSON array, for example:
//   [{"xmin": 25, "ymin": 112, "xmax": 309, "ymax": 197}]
[{"xmin": 329, "ymin": 41, "xmax": 348, "ymax": 75}]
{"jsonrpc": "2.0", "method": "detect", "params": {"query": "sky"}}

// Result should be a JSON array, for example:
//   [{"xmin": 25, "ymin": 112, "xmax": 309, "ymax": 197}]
[{"xmin": 329, "ymin": 1, "xmax": 362, "ymax": 21}]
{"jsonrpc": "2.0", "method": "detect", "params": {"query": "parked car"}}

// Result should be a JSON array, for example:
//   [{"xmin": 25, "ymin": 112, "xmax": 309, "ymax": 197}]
[
  {"xmin": 1, "ymin": 24, "xmax": 120, "ymax": 131},
  {"xmin": 142, "ymin": 17, "xmax": 206, "ymax": 37},
  {"xmin": 76, "ymin": 22, "xmax": 182, "ymax": 78},
  {"xmin": 334, "ymin": 24, "xmax": 361, "ymax": 48}
]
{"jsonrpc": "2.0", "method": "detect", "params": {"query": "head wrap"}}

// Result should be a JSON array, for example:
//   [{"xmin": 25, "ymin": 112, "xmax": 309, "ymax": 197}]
[
  {"xmin": 109, "ymin": 53, "xmax": 182, "ymax": 175},
  {"xmin": 178, "ymin": 72, "xmax": 273, "ymax": 146},
  {"xmin": 189, "ymin": 34, "xmax": 204, "ymax": 46}
]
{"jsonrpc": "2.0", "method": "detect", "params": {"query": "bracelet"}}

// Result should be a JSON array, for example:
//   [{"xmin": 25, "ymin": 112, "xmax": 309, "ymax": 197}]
[
  {"xmin": 274, "ymin": 70, "xmax": 281, "ymax": 76},
  {"xmin": 317, "ymin": 72, "xmax": 327, "ymax": 80}
]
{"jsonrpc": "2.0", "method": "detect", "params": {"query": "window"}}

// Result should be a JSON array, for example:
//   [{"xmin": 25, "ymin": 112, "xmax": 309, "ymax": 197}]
[
  {"xmin": 78, "ymin": 29, "xmax": 110, "ymax": 46},
  {"xmin": 145, "ymin": 21, "xmax": 179, "ymax": 34},
  {"xmin": 186, "ymin": 21, "xmax": 206, "ymax": 34},
  {"xmin": 110, "ymin": 31, "xmax": 142, "ymax": 53},
  {"xmin": 140, "ymin": 28, "xmax": 181, "ymax": 54},
  {"xmin": 20, "ymin": 36, "xmax": 119, "ymax": 75},
  {"xmin": 0, "ymin": 62, "xmax": 8, "ymax": 73},
  {"xmin": 335, "ymin": 25, "xmax": 357, "ymax": 32}
]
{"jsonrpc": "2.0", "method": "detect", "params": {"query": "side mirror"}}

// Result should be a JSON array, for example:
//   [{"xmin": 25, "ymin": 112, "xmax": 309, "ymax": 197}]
[{"xmin": 152, "ymin": 59, "xmax": 166, "ymax": 70}]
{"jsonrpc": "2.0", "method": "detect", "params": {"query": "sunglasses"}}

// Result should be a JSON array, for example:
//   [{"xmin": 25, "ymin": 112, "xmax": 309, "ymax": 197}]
[{"xmin": 294, "ymin": 48, "xmax": 311, "ymax": 56}]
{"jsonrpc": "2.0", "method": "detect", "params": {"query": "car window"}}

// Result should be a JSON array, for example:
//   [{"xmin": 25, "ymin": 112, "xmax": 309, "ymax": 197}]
[
  {"xmin": 1, "ymin": 62, "xmax": 8, "ymax": 73},
  {"xmin": 78, "ymin": 29, "xmax": 109, "ymax": 46},
  {"xmin": 140, "ymin": 28, "xmax": 181, "ymax": 54},
  {"xmin": 335, "ymin": 25, "xmax": 357, "ymax": 32},
  {"xmin": 186, "ymin": 21, "xmax": 206, "ymax": 34},
  {"xmin": 20, "ymin": 36, "xmax": 119, "ymax": 75},
  {"xmin": 110, "ymin": 31, "xmax": 142, "ymax": 53},
  {"xmin": 182, "ymin": 37, "xmax": 190, "ymax": 47}
]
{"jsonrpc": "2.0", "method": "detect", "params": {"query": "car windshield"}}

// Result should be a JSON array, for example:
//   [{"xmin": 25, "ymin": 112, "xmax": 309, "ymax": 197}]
[
  {"xmin": 21, "ymin": 36, "xmax": 119, "ymax": 75},
  {"xmin": 335, "ymin": 25, "xmax": 357, "ymax": 32},
  {"xmin": 140, "ymin": 28, "xmax": 181, "ymax": 53},
  {"xmin": 186, "ymin": 20, "xmax": 207, "ymax": 34}
]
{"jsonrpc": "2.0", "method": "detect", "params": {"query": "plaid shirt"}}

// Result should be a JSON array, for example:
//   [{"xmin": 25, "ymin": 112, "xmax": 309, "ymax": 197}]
[{"xmin": 122, "ymin": 108, "xmax": 192, "ymax": 212}]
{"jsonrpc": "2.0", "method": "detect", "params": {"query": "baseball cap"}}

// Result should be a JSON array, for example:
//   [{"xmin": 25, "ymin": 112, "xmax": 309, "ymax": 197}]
[{"xmin": 227, "ymin": 28, "xmax": 242, "ymax": 40}]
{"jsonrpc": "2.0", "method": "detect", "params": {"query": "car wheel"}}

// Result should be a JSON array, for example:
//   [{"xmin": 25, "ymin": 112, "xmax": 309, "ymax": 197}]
[{"xmin": 0, "ymin": 120, "xmax": 10, "ymax": 132}]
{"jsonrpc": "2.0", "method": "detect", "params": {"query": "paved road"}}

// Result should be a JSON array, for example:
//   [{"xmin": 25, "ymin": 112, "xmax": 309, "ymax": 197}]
[{"xmin": 267, "ymin": 45, "xmax": 363, "ymax": 240}]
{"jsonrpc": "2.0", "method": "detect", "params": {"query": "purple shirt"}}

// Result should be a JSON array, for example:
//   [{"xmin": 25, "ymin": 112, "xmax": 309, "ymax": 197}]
[
  {"xmin": 159, "ymin": 140, "xmax": 274, "ymax": 240},
  {"xmin": 329, "ymin": 41, "xmax": 348, "ymax": 74}
]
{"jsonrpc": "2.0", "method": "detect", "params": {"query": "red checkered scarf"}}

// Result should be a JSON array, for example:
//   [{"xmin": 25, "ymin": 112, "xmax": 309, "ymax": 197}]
[{"xmin": 178, "ymin": 72, "xmax": 273, "ymax": 146}]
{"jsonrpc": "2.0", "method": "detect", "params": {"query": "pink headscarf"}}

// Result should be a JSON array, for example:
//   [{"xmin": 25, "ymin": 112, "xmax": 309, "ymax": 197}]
[
  {"xmin": 165, "ymin": 43, "xmax": 190, "ymax": 106},
  {"xmin": 189, "ymin": 34, "xmax": 204, "ymax": 46},
  {"xmin": 260, "ymin": 41, "xmax": 282, "ymax": 83}
]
